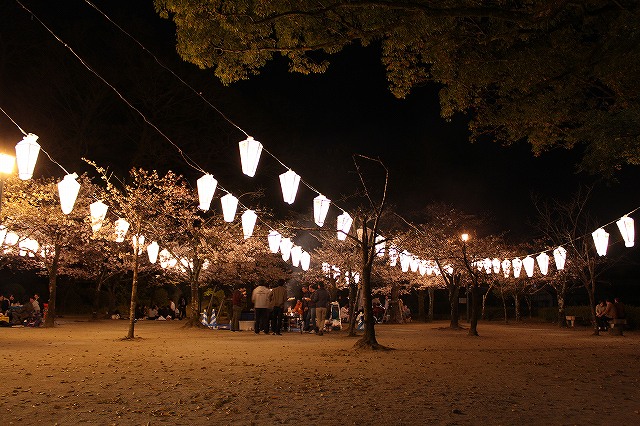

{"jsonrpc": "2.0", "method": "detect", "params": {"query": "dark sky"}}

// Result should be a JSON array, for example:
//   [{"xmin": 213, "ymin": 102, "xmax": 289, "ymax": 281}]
[{"xmin": 1, "ymin": 0, "xmax": 639, "ymax": 242}]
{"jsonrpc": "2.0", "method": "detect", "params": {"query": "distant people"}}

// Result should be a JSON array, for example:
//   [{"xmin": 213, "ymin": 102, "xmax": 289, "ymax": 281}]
[
  {"xmin": 598, "ymin": 299, "xmax": 617, "ymax": 331},
  {"xmin": 178, "ymin": 296, "xmax": 187, "ymax": 320},
  {"xmin": 147, "ymin": 305, "xmax": 159, "ymax": 320},
  {"xmin": 11, "ymin": 297, "xmax": 35, "ymax": 325},
  {"xmin": 0, "ymin": 295, "xmax": 9, "ymax": 314},
  {"xmin": 168, "ymin": 299, "xmax": 177, "ymax": 318},
  {"xmin": 252, "ymin": 281, "xmax": 271, "ymax": 334},
  {"xmin": 311, "ymin": 282, "xmax": 330, "ymax": 336},
  {"xmin": 614, "ymin": 298, "xmax": 625, "ymax": 319},
  {"xmin": 270, "ymin": 279, "xmax": 287, "ymax": 335},
  {"xmin": 306, "ymin": 284, "xmax": 317, "ymax": 332},
  {"xmin": 9, "ymin": 295, "xmax": 19, "ymax": 306},
  {"xmin": 595, "ymin": 300, "xmax": 606, "ymax": 319},
  {"xmin": 32, "ymin": 294, "xmax": 41, "ymax": 314},
  {"xmin": 231, "ymin": 287, "xmax": 246, "ymax": 332},
  {"xmin": 301, "ymin": 285, "xmax": 311, "ymax": 331}
]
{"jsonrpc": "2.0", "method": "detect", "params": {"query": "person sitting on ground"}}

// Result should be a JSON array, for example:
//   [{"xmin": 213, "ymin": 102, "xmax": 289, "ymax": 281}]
[
  {"xmin": 147, "ymin": 305, "xmax": 158, "ymax": 320},
  {"xmin": 0, "ymin": 295, "xmax": 9, "ymax": 314},
  {"xmin": 613, "ymin": 298, "xmax": 625, "ymax": 319},
  {"xmin": 11, "ymin": 297, "xmax": 35, "ymax": 325},
  {"xmin": 32, "ymin": 294, "xmax": 41, "ymax": 314},
  {"xmin": 340, "ymin": 305, "xmax": 349, "ymax": 323}
]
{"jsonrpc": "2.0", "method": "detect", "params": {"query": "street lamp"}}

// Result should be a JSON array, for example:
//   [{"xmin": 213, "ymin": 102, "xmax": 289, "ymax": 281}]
[
  {"xmin": 460, "ymin": 233, "xmax": 471, "ymax": 322},
  {"xmin": 0, "ymin": 153, "xmax": 16, "ymax": 214}
]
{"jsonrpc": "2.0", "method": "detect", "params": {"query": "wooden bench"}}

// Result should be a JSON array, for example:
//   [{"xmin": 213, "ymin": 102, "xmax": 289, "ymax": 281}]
[
  {"xmin": 565, "ymin": 316, "xmax": 582, "ymax": 327},
  {"xmin": 608, "ymin": 319, "xmax": 627, "ymax": 336}
]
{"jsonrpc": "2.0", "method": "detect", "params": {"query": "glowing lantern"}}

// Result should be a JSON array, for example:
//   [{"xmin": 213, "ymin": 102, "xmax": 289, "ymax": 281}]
[
  {"xmin": 336, "ymin": 212, "xmax": 352, "ymax": 241},
  {"xmin": 375, "ymin": 235, "xmax": 385, "ymax": 257},
  {"xmin": 512, "ymin": 258, "xmax": 522, "ymax": 278},
  {"xmin": 353, "ymin": 273, "xmax": 360, "ymax": 284},
  {"xmin": 300, "ymin": 250, "xmax": 310, "ymax": 271},
  {"xmin": 279, "ymin": 170, "xmax": 300, "ymax": 204},
  {"xmin": 58, "ymin": 173, "xmax": 80, "ymax": 214},
  {"xmin": 132, "ymin": 234, "xmax": 145, "ymax": 255},
  {"xmin": 147, "ymin": 241, "xmax": 159, "ymax": 263},
  {"xmin": 238, "ymin": 137, "xmax": 262, "ymax": 177},
  {"xmin": 553, "ymin": 246, "xmax": 567, "ymax": 270},
  {"xmin": 241, "ymin": 209, "xmax": 257, "ymax": 239},
  {"xmin": 332, "ymin": 266, "xmax": 341, "ymax": 279},
  {"xmin": 536, "ymin": 252, "xmax": 549, "ymax": 275},
  {"xmin": 15, "ymin": 133, "xmax": 40, "ymax": 180},
  {"xmin": 221, "ymin": 193, "xmax": 238, "ymax": 222},
  {"xmin": 89, "ymin": 201, "xmax": 108, "ymax": 232},
  {"xmin": 267, "ymin": 230, "xmax": 282, "ymax": 254},
  {"xmin": 114, "ymin": 218, "xmax": 130, "ymax": 242},
  {"xmin": 388, "ymin": 244, "xmax": 398, "ymax": 267},
  {"xmin": 483, "ymin": 258, "xmax": 492, "ymax": 274},
  {"xmin": 4, "ymin": 231, "xmax": 18, "ymax": 246},
  {"xmin": 523, "ymin": 256, "xmax": 535, "ymax": 277},
  {"xmin": 280, "ymin": 237, "xmax": 293, "ymax": 262},
  {"xmin": 313, "ymin": 194, "xmax": 330, "ymax": 227},
  {"xmin": 159, "ymin": 249, "xmax": 171, "ymax": 268},
  {"xmin": 592, "ymin": 227, "xmax": 609, "ymax": 256},
  {"xmin": 18, "ymin": 238, "xmax": 38, "ymax": 257},
  {"xmin": 197, "ymin": 174, "xmax": 217, "ymax": 211},
  {"xmin": 400, "ymin": 251, "xmax": 411, "ymax": 272},
  {"xmin": 492, "ymin": 258, "xmax": 501, "ymax": 274},
  {"xmin": 410, "ymin": 256, "xmax": 420, "ymax": 273},
  {"xmin": 501, "ymin": 259, "xmax": 511, "ymax": 278},
  {"xmin": 444, "ymin": 264, "xmax": 454, "ymax": 275},
  {"xmin": 616, "ymin": 216, "xmax": 634, "ymax": 247},
  {"xmin": 419, "ymin": 260, "xmax": 427, "ymax": 276},
  {"xmin": 322, "ymin": 262, "xmax": 330, "ymax": 274},
  {"xmin": 290, "ymin": 245, "xmax": 302, "ymax": 267}
]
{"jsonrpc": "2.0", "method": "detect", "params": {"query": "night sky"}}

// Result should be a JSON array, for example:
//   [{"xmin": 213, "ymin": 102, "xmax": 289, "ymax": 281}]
[{"xmin": 1, "ymin": 0, "xmax": 639, "ymax": 244}]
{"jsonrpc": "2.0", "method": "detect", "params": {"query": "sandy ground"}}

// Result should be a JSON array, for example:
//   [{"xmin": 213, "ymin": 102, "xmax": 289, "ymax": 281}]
[{"xmin": 1, "ymin": 319, "xmax": 639, "ymax": 426}]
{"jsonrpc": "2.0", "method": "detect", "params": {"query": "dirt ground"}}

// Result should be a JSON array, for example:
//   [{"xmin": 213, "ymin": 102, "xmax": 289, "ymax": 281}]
[{"xmin": 1, "ymin": 319, "xmax": 639, "ymax": 426}]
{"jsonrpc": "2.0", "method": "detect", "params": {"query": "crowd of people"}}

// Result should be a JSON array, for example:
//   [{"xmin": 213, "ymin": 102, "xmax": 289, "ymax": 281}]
[
  {"xmin": 595, "ymin": 297, "xmax": 626, "ymax": 331},
  {"xmin": 0, "ymin": 293, "xmax": 43, "ymax": 326},
  {"xmin": 132, "ymin": 296, "xmax": 188, "ymax": 321}
]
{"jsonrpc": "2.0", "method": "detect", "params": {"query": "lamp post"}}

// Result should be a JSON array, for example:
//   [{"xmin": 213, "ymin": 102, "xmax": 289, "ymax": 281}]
[
  {"xmin": 0, "ymin": 153, "xmax": 16, "ymax": 214},
  {"xmin": 460, "ymin": 233, "xmax": 470, "ymax": 322}
]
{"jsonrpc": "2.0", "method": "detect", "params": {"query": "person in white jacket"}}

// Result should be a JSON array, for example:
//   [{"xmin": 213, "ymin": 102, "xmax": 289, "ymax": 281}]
[{"xmin": 252, "ymin": 282, "xmax": 271, "ymax": 334}]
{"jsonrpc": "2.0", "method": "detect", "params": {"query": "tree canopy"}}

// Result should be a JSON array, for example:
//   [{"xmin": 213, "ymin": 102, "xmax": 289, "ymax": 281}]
[{"xmin": 155, "ymin": 0, "xmax": 640, "ymax": 175}]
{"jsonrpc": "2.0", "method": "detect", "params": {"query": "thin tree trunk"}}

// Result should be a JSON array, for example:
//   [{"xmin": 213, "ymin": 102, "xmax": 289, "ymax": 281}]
[
  {"xmin": 514, "ymin": 293, "xmax": 521, "ymax": 322},
  {"xmin": 481, "ymin": 292, "xmax": 489, "ymax": 320},
  {"xmin": 557, "ymin": 290, "xmax": 567, "ymax": 327},
  {"xmin": 448, "ymin": 285, "xmax": 460, "ymax": 329},
  {"xmin": 500, "ymin": 285, "xmax": 508, "ymax": 323},
  {"xmin": 468, "ymin": 283, "xmax": 479, "ymax": 336},
  {"xmin": 356, "ymin": 262, "xmax": 379, "ymax": 347},
  {"xmin": 347, "ymin": 282, "xmax": 358, "ymax": 336},
  {"xmin": 428, "ymin": 287, "xmax": 434, "ymax": 322},
  {"xmin": 43, "ymin": 245, "xmax": 61, "ymax": 328},
  {"xmin": 525, "ymin": 295, "xmax": 533, "ymax": 319},
  {"xmin": 388, "ymin": 284, "xmax": 402, "ymax": 323},
  {"xmin": 125, "ymin": 245, "xmax": 140, "ymax": 339}
]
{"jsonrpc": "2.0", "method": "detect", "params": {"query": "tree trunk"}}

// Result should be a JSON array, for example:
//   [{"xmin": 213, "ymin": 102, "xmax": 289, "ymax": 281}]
[
  {"xmin": 586, "ymin": 275, "xmax": 598, "ymax": 336},
  {"xmin": 481, "ymin": 291, "xmax": 489, "ymax": 320},
  {"xmin": 500, "ymin": 285, "xmax": 508, "ymax": 323},
  {"xmin": 43, "ymin": 245, "xmax": 61, "ymax": 328},
  {"xmin": 557, "ymin": 290, "xmax": 567, "ymax": 327},
  {"xmin": 525, "ymin": 295, "xmax": 533, "ymax": 319},
  {"xmin": 347, "ymin": 281, "xmax": 358, "ymax": 336},
  {"xmin": 125, "ymin": 245, "xmax": 140, "ymax": 339},
  {"xmin": 356, "ymin": 262, "xmax": 380, "ymax": 348},
  {"xmin": 448, "ymin": 285, "xmax": 460, "ymax": 329},
  {"xmin": 388, "ymin": 284, "xmax": 402, "ymax": 323},
  {"xmin": 417, "ymin": 289, "xmax": 426, "ymax": 322},
  {"xmin": 428, "ymin": 287, "xmax": 434, "ymax": 322},
  {"xmin": 513, "ymin": 293, "xmax": 521, "ymax": 322},
  {"xmin": 468, "ymin": 283, "xmax": 479, "ymax": 336}
]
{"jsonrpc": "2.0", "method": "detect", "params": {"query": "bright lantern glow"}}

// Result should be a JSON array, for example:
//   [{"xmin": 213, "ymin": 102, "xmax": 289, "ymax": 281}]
[
  {"xmin": 523, "ymin": 256, "xmax": 535, "ymax": 277},
  {"xmin": 114, "ymin": 218, "xmax": 130, "ymax": 242},
  {"xmin": 375, "ymin": 235, "xmax": 385, "ymax": 257},
  {"xmin": 89, "ymin": 201, "xmax": 108, "ymax": 232},
  {"xmin": 536, "ymin": 252, "xmax": 550, "ymax": 275},
  {"xmin": 15, "ymin": 133, "xmax": 40, "ymax": 180},
  {"xmin": 501, "ymin": 259, "xmax": 511, "ymax": 278},
  {"xmin": 267, "ymin": 230, "xmax": 281, "ymax": 253},
  {"xmin": 512, "ymin": 258, "xmax": 522, "ymax": 278},
  {"xmin": 238, "ymin": 137, "xmax": 262, "ymax": 177},
  {"xmin": 221, "ymin": 193, "xmax": 238, "ymax": 222},
  {"xmin": 322, "ymin": 262, "xmax": 330, "ymax": 274},
  {"xmin": 0, "ymin": 154, "xmax": 15, "ymax": 175},
  {"xmin": 280, "ymin": 238, "xmax": 293, "ymax": 262},
  {"xmin": 483, "ymin": 258, "xmax": 492, "ymax": 274},
  {"xmin": 445, "ymin": 264, "xmax": 454, "ymax": 275},
  {"xmin": 313, "ymin": 194, "xmax": 330, "ymax": 227},
  {"xmin": 400, "ymin": 251, "xmax": 411, "ymax": 272},
  {"xmin": 336, "ymin": 212, "xmax": 352, "ymax": 241},
  {"xmin": 353, "ymin": 273, "xmax": 360, "ymax": 284},
  {"xmin": 197, "ymin": 174, "xmax": 218, "ymax": 211},
  {"xmin": 279, "ymin": 170, "xmax": 300, "ymax": 204},
  {"xmin": 159, "ymin": 249, "xmax": 171, "ymax": 269},
  {"xmin": 553, "ymin": 246, "xmax": 567, "ymax": 270},
  {"xmin": 616, "ymin": 216, "xmax": 634, "ymax": 247},
  {"xmin": 419, "ymin": 260, "xmax": 427, "ymax": 276},
  {"xmin": 18, "ymin": 238, "xmax": 38, "ymax": 257},
  {"xmin": 290, "ymin": 245, "xmax": 303, "ymax": 267},
  {"xmin": 58, "ymin": 173, "xmax": 80, "ymax": 215},
  {"xmin": 388, "ymin": 244, "xmax": 398, "ymax": 267},
  {"xmin": 132, "ymin": 234, "xmax": 145, "ymax": 255},
  {"xmin": 147, "ymin": 241, "xmax": 159, "ymax": 263},
  {"xmin": 300, "ymin": 251, "xmax": 310, "ymax": 271},
  {"xmin": 592, "ymin": 227, "xmax": 609, "ymax": 256},
  {"xmin": 241, "ymin": 209, "xmax": 257, "ymax": 239},
  {"xmin": 492, "ymin": 258, "xmax": 501, "ymax": 274},
  {"xmin": 410, "ymin": 256, "xmax": 420, "ymax": 273}
]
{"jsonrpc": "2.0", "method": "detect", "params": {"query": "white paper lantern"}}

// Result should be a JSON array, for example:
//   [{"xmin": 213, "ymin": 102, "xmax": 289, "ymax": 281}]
[
  {"xmin": 512, "ymin": 258, "xmax": 522, "ymax": 278},
  {"xmin": 4, "ymin": 231, "xmax": 18, "ymax": 246},
  {"xmin": 241, "ymin": 209, "xmax": 257, "ymax": 239},
  {"xmin": 280, "ymin": 237, "xmax": 293, "ymax": 262},
  {"xmin": 89, "ymin": 200, "xmax": 108, "ymax": 232},
  {"xmin": 159, "ymin": 249, "xmax": 171, "ymax": 268},
  {"xmin": 221, "ymin": 193, "xmax": 238, "ymax": 222},
  {"xmin": 322, "ymin": 262, "xmax": 330, "ymax": 274},
  {"xmin": 536, "ymin": 252, "xmax": 550, "ymax": 275},
  {"xmin": 238, "ymin": 137, "xmax": 263, "ymax": 177},
  {"xmin": 553, "ymin": 246, "xmax": 567, "ymax": 270},
  {"xmin": 375, "ymin": 235, "xmax": 386, "ymax": 257},
  {"xmin": 418, "ymin": 260, "xmax": 427, "ymax": 276},
  {"xmin": 15, "ymin": 133, "xmax": 40, "ymax": 180},
  {"xmin": 353, "ymin": 273, "xmax": 360, "ymax": 284},
  {"xmin": 114, "ymin": 218, "xmax": 130, "ymax": 242},
  {"xmin": 58, "ymin": 173, "xmax": 80, "ymax": 215},
  {"xmin": 444, "ymin": 264, "xmax": 454, "ymax": 275},
  {"xmin": 336, "ymin": 212, "xmax": 352, "ymax": 241},
  {"xmin": 400, "ymin": 251, "xmax": 411, "ymax": 272},
  {"xmin": 483, "ymin": 258, "xmax": 492, "ymax": 274},
  {"xmin": 388, "ymin": 244, "xmax": 398, "ymax": 267},
  {"xmin": 616, "ymin": 216, "xmax": 634, "ymax": 247},
  {"xmin": 18, "ymin": 238, "xmax": 38, "ymax": 257},
  {"xmin": 332, "ymin": 266, "xmax": 341, "ymax": 279},
  {"xmin": 313, "ymin": 194, "xmax": 330, "ymax": 227},
  {"xmin": 300, "ymin": 251, "xmax": 310, "ymax": 271},
  {"xmin": 501, "ymin": 259, "xmax": 511, "ymax": 278},
  {"xmin": 523, "ymin": 256, "xmax": 535, "ymax": 277},
  {"xmin": 147, "ymin": 241, "xmax": 159, "ymax": 264},
  {"xmin": 267, "ymin": 230, "xmax": 282, "ymax": 254},
  {"xmin": 410, "ymin": 256, "xmax": 420, "ymax": 273},
  {"xmin": 592, "ymin": 227, "xmax": 609, "ymax": 256},
  {"xmin": 279, "ymin": 169, "xmax": 300, "ymax": 204},
  {"xmin": 132, "ymin": 234, "xmax": 145, "ymax": 255},
  {"xmin": 290, "ymin": 245, "xmax": 303, "ymax": 267},
  {"xmin": 197, "ymin": 174, "xmax": 218, "ymax": 211},
  {"xmin": 492, "ymin": 258, "xmax": 501, "ymax": 274}
]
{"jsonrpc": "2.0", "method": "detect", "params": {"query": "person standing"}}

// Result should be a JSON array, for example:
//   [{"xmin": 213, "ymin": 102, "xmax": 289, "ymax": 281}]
[
  {"xmin": 168, "ymin": 298, "xmax": 177, "ymax": 319},
  {"xmin": 231, "ymin": 287, "xmax": 245, "ymax": 332},
  {"xmin": 311, "ymin": 282, "xmax": 330, "ymax": 336},
  {"xmin": 178, "ymin": 296, "xmax": 187, "ymax": 320},
  {"xmin": 270, "ymin": 279, "xmax": 287, "ymax": 335},
  {"xmin": 307, "ymin": 284, "xmax": 317, "ymax": 332},
  {"xmin": 252, "ymin": 281, "xmax": 271, "ymax": 334}
]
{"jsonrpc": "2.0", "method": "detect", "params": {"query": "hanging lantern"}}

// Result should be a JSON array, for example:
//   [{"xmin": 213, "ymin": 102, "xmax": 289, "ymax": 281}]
[
  {"xmin": 15, "ymin": 133, "xmax": 40, "ymax": 180},
  {"xmin": 336, "ymin": 212, "xmax": 352, "ymax": 241},
  {"xmin": 410, "ymin": 256, "xmax": 420, "ymax": 273},
  {"xmin": 483, "ymin": 258, "xmax": 492, "ymax": 274},
  {"xmin": 114, "ymin": 218, "xmax": 130, "ymax": 242},
  {"xmin": 523, "ymin": 256, "xmax": 535, "ymax": 277},
  {"xmin": 492, "ymin": 258, "xmax": 501, "ymax": 274},
  {"xmin": 280, "ymin": 237, "xmax": 293, "ymax": 262},
  {"xmin": 388, "ymin": 244, "xmax": 398, "ymax": 267},
  {"xmin": 445, "ymin": 264, "xmax": 454, "ymax": 275},
  {"xmin": 512, "ymin": 258, "xmax": 523, "ymax": 278},
  {"xmin": 418, "ymin": 260, "xmax": 427, "ymax": 276},
  {"xmin": 159, "ymin": 249, "xmax": 171, "ymax": 268},
  {"xmin": 18, "ymin": 238, "xmax": 38, "ymax": 257},
  {"xmin": 426, "ymin": 261, "xmax": 434, "ymax": 276},
  {"xmin": 353, "ymin": 273, "xmax": 360, "ymax": 284},
  {"xmin": 132, "ymin": 234, "xmax": 145, "ymax": 255},
  {"xmin": 501, "ymin": 259, "xmax": 511, "ymax": 278},
  {"xmin": 197, "ymin": 174, "xmax": 218, "ymax": 211},
  {"xmin": 89, "ymin": 200, "xmax": 108, "ymax": 232},
  {"xmin": 238, "ymin": 136, "xmax": 263, "ymax": 177},
  {"xmin": 536, "ymin": 252, "xmax": 550, "ymax": 275},
  {"xmin": 313, "ymin": 194, "xmax": 330, "ymax": 227},
  {"xmin": 279, "ymin": 169, "xmax": 300, "ymax": 204},
  {"xmin": 221, "ymin": 193, "xmax": 238, "ymax": 222},
  {"xmin": 266, "ymin": 231, "xmax": 282, "ymax": 254},
  {"xmin": 616, "ymin": 216, "xmax": 634, "ymax": 247},
  {"xmin": 592, "ymin": 227, "xmax": 609, "ymax": 256},
  {"xmin": 553, "ymin": 246, "xmax": 567, "ymax": 270},
  {"xmin": 58, "ymin": 173, "xmax": 80, "ymax": 215},
  {"xmin": 322, "ymin": 262, "xmax": 331, "ymax": 274},
  {"xmin": 400, "ymin": 251, "xmax": 411, "ymax": 272},
  {"xmin": 300, "ymin": 251, "xmax": 310, "ymax": 271},
  {"xmin": 332, "ymin": 266, "xmax": 341, "ymax": 279},
  {"xmin": 147, "ymin": 241, "xmax": 159, "ymax": 264},
  {"xmin": 375, "ymin": 235, "xmax": 386, "ymax": 257},
  {"xmin": 241, "ymin": 209, "xmax": 257, "ymax": 239},
  {"xmin": 290, "ymin": 245, "xmax": 303, "ymax": 267}
]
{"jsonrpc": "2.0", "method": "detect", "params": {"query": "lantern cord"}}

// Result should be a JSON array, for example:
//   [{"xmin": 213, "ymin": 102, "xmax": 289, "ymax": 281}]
[
  {"xmin": 14, "ymin": 0, "xmax": 206, "ymax": 176},
  {"xmin": 0, "ymin": 106, "xmax": 28, "ymax": 136},
  {"xmin": 40, "ymin": 147, "xmax": 71, "ymax": 175},
  {"xmin": 81, "ymin": 0, "xmax": 249, "ymax": 139}
]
